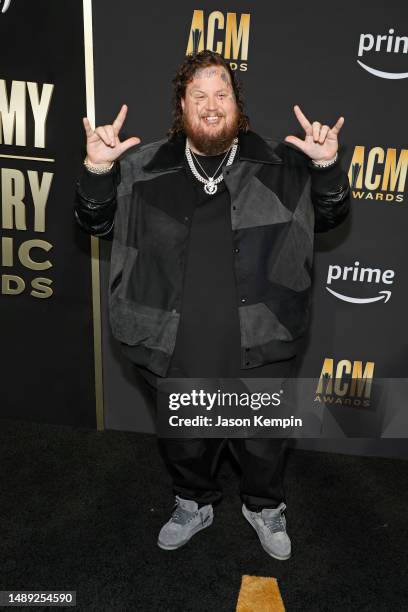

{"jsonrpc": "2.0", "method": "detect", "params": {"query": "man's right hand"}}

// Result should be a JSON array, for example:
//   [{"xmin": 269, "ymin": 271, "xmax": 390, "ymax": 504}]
[{"xmin": 82, "ymin": 104, "xmax": 141, "ymax": 167}]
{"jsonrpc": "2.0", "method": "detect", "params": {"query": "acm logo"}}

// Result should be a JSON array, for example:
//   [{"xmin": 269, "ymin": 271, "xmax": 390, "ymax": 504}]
[
  {"xmin": 186, "ymin": 10, "xmax": 250, "ymax": 71},
  {"xmin": 1, "ymin": 0, "xmax": 11, "ymax": 14},
  {"xmin": 349, "ymin": 146, "xmax": 407, "ymax": 203},
  {"xmin": 315, "ymin": 358, "xmax": 375, "ymax": 407}
]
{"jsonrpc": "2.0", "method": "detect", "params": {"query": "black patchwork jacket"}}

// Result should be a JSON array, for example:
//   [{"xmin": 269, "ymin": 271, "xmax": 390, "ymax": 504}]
[{"xmin": 74, "ymin": 130, "xmax": 350, "ymax": 377}]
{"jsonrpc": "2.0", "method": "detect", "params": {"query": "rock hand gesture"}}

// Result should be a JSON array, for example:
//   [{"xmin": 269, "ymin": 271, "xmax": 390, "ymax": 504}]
[
  {"xmin": 284, "ymin": 104, "xmax": 344, "ymax": 164},
  {"xmin": 82, "ymin": 104, "xmax": 141, "ymax": 168}
]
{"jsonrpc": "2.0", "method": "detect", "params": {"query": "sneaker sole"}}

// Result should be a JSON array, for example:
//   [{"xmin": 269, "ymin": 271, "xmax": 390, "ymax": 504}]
[
  {"xmin": 157, "ymin": 515, "xmax": 213, "ymax": 551},
  {"xmin": 242, "ymin": 505, "xmax": 291, "ymax": 561}
]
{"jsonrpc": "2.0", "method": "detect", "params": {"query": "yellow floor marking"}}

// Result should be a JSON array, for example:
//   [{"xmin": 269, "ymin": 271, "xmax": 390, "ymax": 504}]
[{"xmin": 236, "ymin": 575, "xmax": 285, "ymax": 612}]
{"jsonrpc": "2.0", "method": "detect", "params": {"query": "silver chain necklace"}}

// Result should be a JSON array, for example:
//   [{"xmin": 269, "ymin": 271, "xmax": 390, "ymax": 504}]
[{"xmin": 185, "ymin": 137, "xmax": 238, "ymax": 195}]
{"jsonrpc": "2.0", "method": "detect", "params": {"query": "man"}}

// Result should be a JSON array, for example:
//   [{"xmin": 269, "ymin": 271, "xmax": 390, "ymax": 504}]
[{"xmin": 74, "ymin": 50, "xmax": 350, "ymax": 560}]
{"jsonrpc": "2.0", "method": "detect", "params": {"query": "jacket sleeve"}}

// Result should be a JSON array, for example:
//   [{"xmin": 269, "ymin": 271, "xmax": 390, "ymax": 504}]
[
  {"xmin": 73, "ymin": 160, "xmax": 121, "ymax": 240},
  {"xmin": 308, "ymin": 157, "xmax": 351, "ymax": 233}
]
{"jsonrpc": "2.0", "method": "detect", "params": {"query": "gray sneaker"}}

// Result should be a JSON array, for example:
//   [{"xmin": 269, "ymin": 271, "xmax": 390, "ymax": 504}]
[
  {"xmin": 157, "ymin": 495, "xmax": 213, "ymax": 550},
  {"xmin": 242, "ymin": 501, "xmax": 291, "ymax": 560}
]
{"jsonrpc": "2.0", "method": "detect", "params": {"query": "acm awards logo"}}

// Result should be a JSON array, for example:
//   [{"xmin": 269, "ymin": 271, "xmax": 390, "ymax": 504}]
[
  {"xmin": 316, "ymin": 358, "xmax": 375, "ymax": 408},
  {"xmin": 348, "ymin": 145, "xmax": 407, "ymax": 203},
  {"xmin": 357, "ymin": 28, "xmax": 408, "ymax": 79},
  {"xmin": 1, "ymin": 0, "xmax": 11, "ymax": 13},
  {"xmin": 326, "ymin": 262, "xmax": 395, "ymax": 305},
  {"xmin": 186, "ymin": 10, "xmax": 250, "ymax": 71}
]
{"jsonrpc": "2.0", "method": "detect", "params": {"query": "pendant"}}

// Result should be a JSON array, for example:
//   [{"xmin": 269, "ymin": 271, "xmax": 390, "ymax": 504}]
[{"xmin": 204, "ymin": 180, "xmax": 217, "ymax": 195}]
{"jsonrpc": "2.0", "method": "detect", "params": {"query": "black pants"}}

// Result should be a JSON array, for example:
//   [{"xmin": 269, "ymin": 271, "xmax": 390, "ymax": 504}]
[{"xmin": 136, "ymin": 357, "xmax": 298, "ymax": 512}]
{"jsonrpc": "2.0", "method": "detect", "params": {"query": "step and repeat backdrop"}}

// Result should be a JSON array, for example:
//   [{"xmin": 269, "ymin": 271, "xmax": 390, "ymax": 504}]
[
  {"xmin": 93, "ymin": 0, "xmax": 408, "ymax": 458},
  {"xmin": 1, "ymin": 1, "xmax": 407, "ymax": 456}
]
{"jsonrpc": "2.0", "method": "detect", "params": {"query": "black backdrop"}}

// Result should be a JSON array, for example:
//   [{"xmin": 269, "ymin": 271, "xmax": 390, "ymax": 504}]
[
  {"xmin": 0, "ymin": 0, "xmax": 96, "ymax": 427},
  {"xmin": 93, "ymin": 1, "xmax": 408, "ymax": 458}
]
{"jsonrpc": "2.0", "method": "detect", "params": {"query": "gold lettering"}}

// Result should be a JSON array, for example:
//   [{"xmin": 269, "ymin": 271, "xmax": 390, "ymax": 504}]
[
  {"xmin": 0, "ymin": 80, "xmax": 26, "ymax": 145},
  {"xmin": 18, "ymin": 239, "xmax": 52, "ymax": 270},
  {"xmin": 366, "ymin": 147, "xmax": 384, "ymax": 190},
  {"xmin": 350, "ymin": 361, "xmax": 375, "ymax": 398},
  {"xmin": 207, "ymin": 11, "xmax": 224, "ymax": 54},
  {"xmin": 224, "ymin": 13, "xmax": 250, "ymax": 60},
  {"xmin": 334, "ymin": 360, "xmax": 351, "ymax": 396},
  {"xmin": 0, "ymin": 79, "xmax": 53, "ymax": 147},
  {"xmin": 27, "ymin": 81, "xmax": 54, "ymax": 149},
  {"xmin": 2, "ymin": 274, "xmax": 25, "ymax": 294},
  {"xmin": 382, "ymin": 148, "xmax": 408, "ymax": 192},
  {"xmin": 186, "ymin": 10, "xmax": 205, "ymax": 55},
  {"xmin": 1, "ymin": 236, "xmax": 13, "ymax": 266},
  {"xmin": 28, "ymin": 171, "xmax": 53, "ymax": 232},
  {"xmin": 1, "ymin": 168, "xmax": 26, "ymax": 229},
  {"xmin": 31, "ymin": 277, "xmax": 53, "ymax": 298},
  {"xmin": 316, "ymin": 358, "xmax": 334, "ymax": 394}
]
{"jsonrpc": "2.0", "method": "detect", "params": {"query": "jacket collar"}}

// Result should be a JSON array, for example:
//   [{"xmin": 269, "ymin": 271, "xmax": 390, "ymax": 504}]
[{"xmin": 142, "ymin": 129, "xmax": 283, "ymax": 172}]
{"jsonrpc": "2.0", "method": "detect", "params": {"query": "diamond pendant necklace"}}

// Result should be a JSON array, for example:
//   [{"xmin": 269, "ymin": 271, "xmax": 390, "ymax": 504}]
[{"xmin": 185, "ymin": 137, "xmax": 238, "ymax": 195}]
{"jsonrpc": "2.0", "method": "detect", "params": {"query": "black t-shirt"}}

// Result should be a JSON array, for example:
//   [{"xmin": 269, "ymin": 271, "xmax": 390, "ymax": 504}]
[{"xmin": 168, "ymin": 149, "xmax": 242, "ymax": 378}]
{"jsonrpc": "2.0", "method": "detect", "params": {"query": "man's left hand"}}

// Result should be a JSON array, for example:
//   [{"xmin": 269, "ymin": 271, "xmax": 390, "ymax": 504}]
[{"xmin": 284, "ymin": 104, "xmax": 344, "ymax": 163}]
